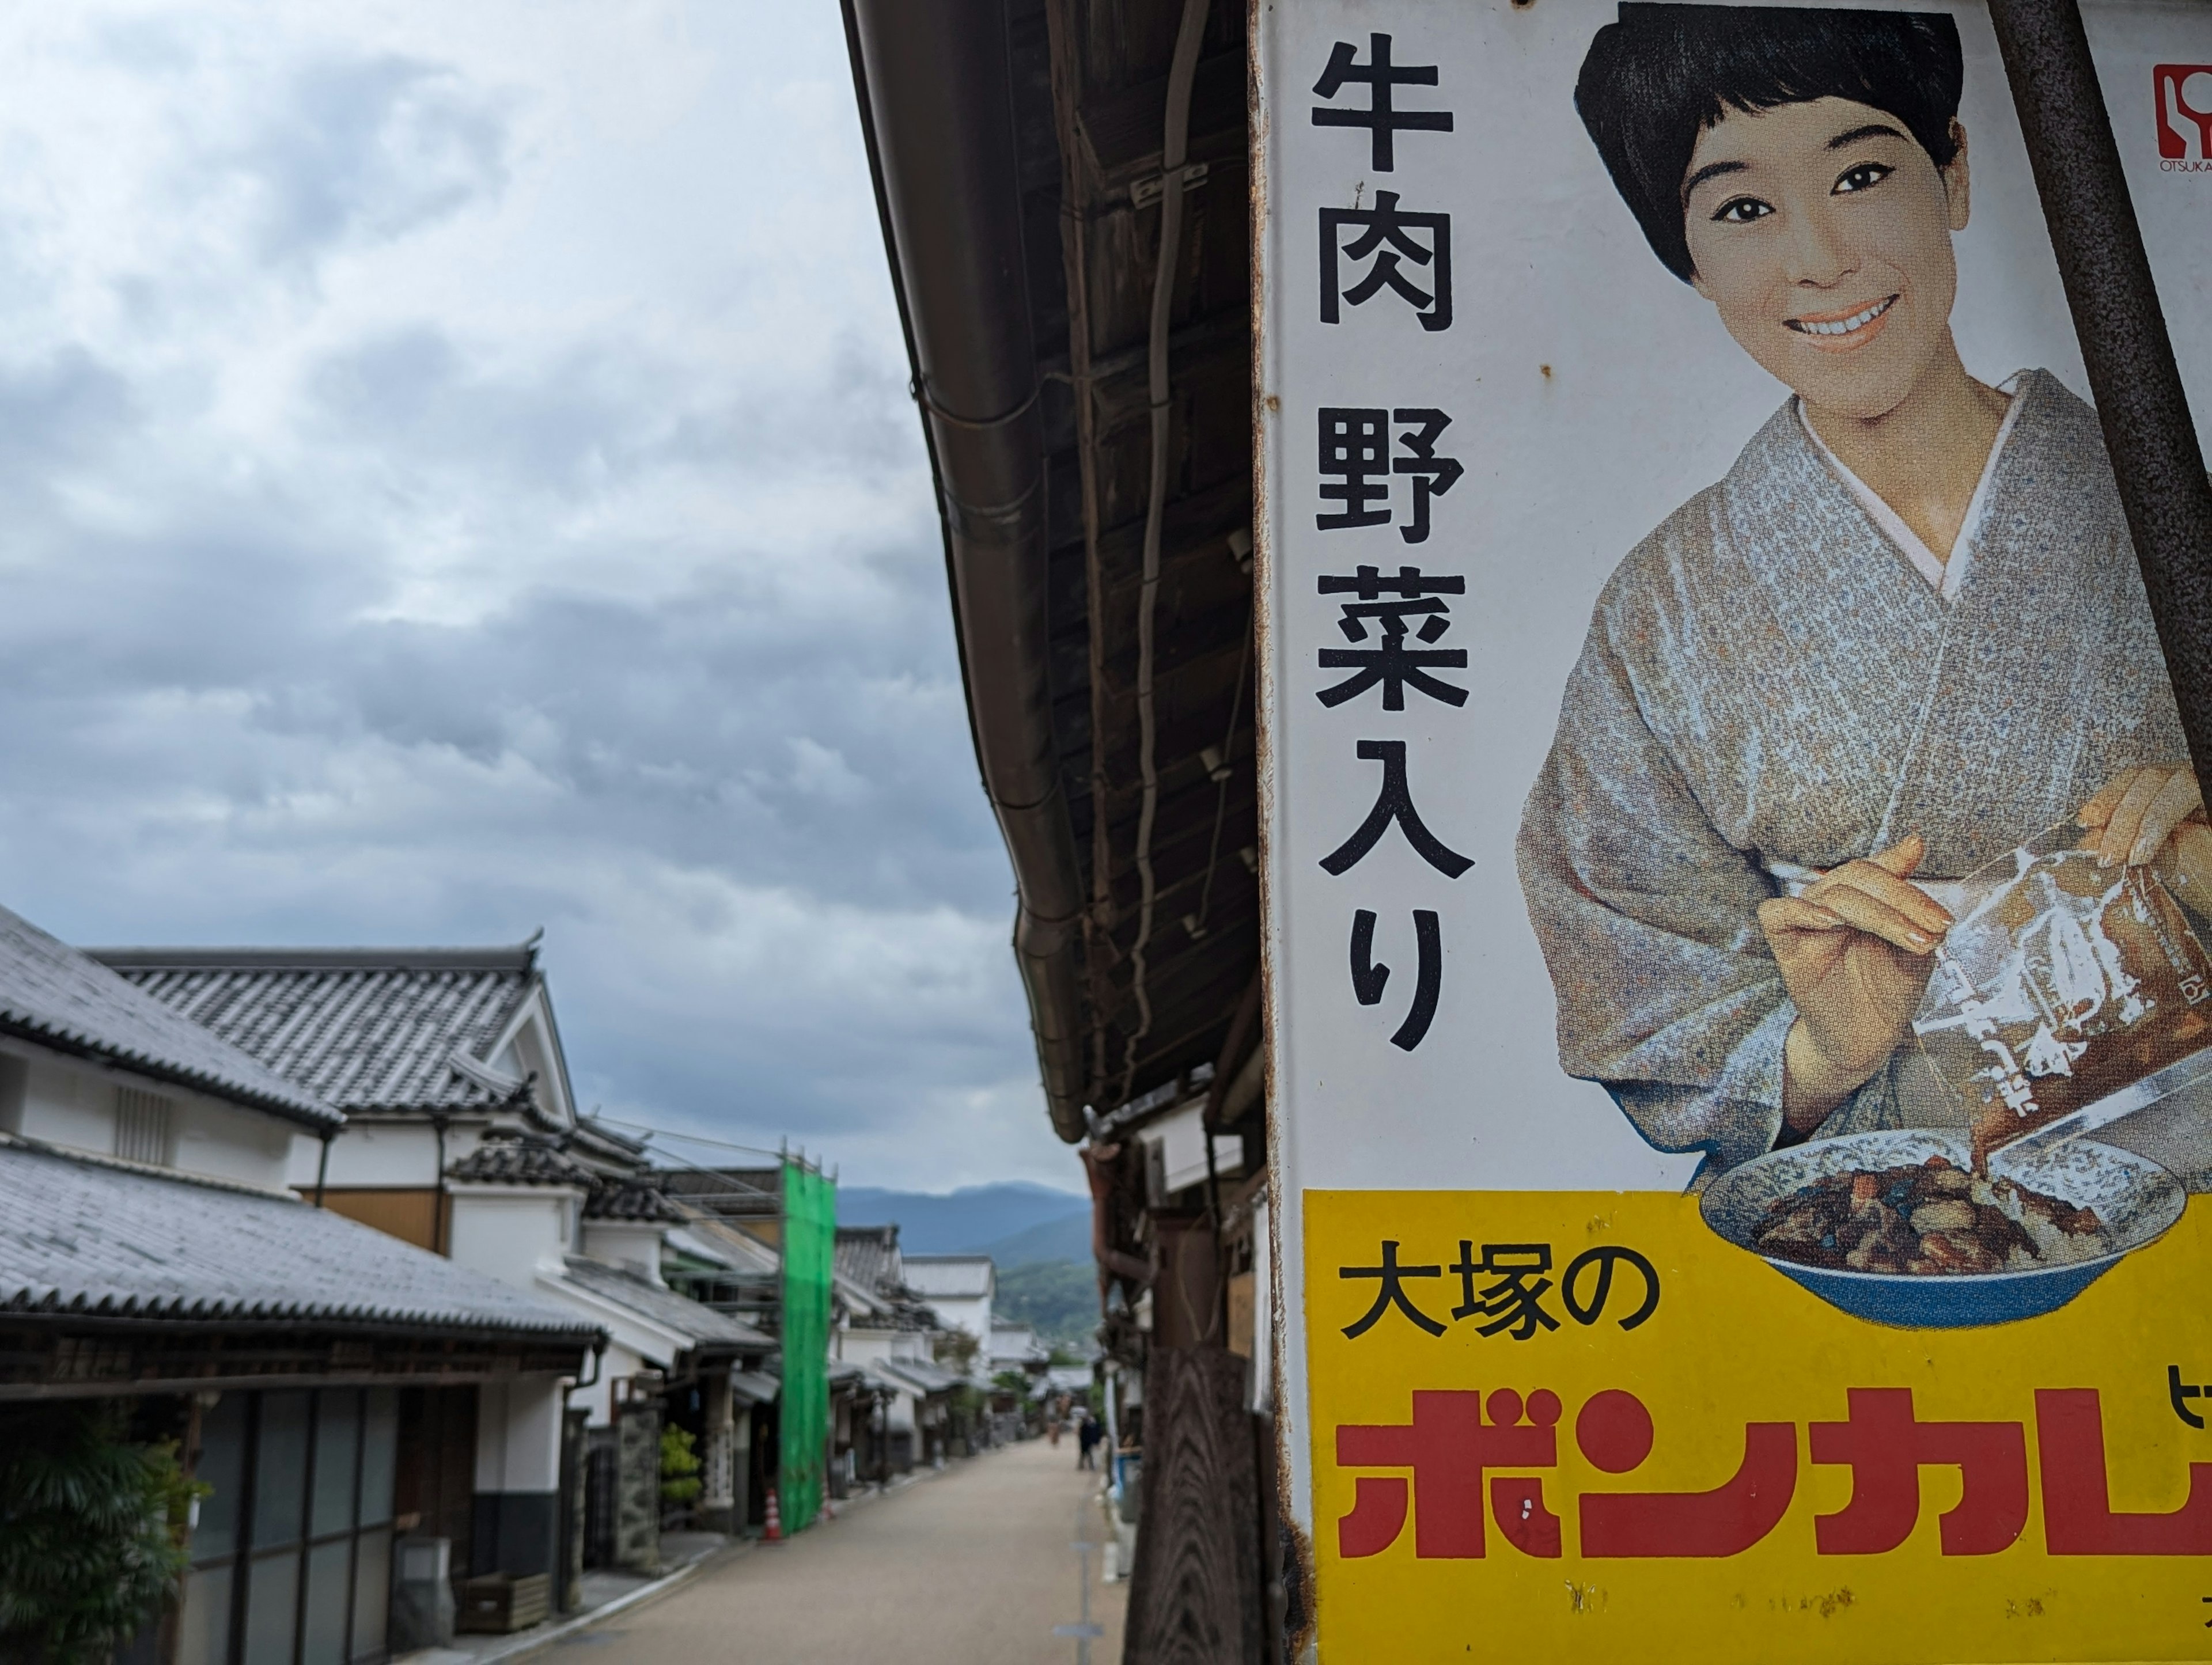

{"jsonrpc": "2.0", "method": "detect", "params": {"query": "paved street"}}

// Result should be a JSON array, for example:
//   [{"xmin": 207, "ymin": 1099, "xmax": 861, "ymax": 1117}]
[{"xmin": 562, "ymin": 1438, "xmax": 1126, "ymax": 1664}]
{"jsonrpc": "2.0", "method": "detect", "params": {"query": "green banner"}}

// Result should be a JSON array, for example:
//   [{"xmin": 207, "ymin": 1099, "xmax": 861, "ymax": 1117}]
[{"xmin": 777, "ymin": 1159, "xmax": 835, "ymax": 1533}]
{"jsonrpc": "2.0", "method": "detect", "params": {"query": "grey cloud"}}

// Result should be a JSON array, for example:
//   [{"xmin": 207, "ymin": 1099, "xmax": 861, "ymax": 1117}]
[
  {"xmin": 306, "ymin": 321, "xmax": 921, "ymax": 500},
  {"xmin": 0, "ymin": 348, "xmax": 137, "ymax": 489},
  {"xmin": 0, "ymin": 5, "xmax": 1066, "ymax": 1185},
  {"xmin": 243, "ymin": 55, "xmax": 512, "ymax": 263}
]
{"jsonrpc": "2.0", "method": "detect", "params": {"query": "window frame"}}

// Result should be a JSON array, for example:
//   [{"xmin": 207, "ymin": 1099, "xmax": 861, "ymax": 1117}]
[{"xmin": 185, "ymin": 1387, "xmax": 399, "ymax": 1665}]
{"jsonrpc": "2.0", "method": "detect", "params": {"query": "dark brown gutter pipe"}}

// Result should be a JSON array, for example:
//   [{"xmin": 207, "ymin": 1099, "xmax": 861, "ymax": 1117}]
[
  {"xmin": 842, "ymin": 0, "xmax": 1089, "ymax": 1143},
  {"xmin": 1987, "ymin": 1, "xmax": 2212, "ymax": 783}
]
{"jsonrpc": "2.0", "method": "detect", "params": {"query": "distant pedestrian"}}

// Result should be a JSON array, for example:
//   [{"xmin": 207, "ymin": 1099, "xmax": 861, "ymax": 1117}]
[{"xmin": 1076, "ymin": 1412, "xmax": 1100, "ymax": 1471}]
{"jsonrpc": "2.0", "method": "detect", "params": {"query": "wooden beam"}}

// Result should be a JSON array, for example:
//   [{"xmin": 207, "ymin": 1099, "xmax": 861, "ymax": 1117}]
[{"xmin": 1123, "ymin": 1346, "xmax": 1265, "ymax": 1664}]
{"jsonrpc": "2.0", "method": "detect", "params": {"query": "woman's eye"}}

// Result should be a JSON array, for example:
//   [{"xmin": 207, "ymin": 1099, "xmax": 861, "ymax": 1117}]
[
  {"xmin": 1834, "ymin": 161, "xmax": 1893, "ymax": 194},
  {"xmin": 1710, "ymin": 196, "xmax": 1772, "ymax": 224}
]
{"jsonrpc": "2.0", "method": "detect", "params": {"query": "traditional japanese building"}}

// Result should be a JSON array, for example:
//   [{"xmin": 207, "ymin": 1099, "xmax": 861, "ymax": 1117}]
[
  {"xmin": 831, "ymin": 1224, "xmax": 963, "ymax": 1475},
  {"xmin": 899, "ymin": 1253, "xmax": 995, "ymax": 1375},
  {"xmin": 105, "ymin": 943, "xmax": 801, "ymax": 1572},
  {"xmin": 0, "ymin": 904, "xmax": 601, "ymax": 1665},
  {"xmin": 92, "ymin": 941, "xmax": 644, "ymax": 1252}
]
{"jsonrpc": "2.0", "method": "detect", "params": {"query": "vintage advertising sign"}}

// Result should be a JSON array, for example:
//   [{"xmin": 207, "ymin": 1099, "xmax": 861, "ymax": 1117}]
[{"xmin": 1253, "ymin": 2, "xmax": 2212, "ymax": 1659}]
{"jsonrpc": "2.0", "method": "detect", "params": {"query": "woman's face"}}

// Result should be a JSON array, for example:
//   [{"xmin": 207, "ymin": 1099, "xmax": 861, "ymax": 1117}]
[{"xmin": 1681, "ymin": 96, "xmax": 1969, "ymax": 420}]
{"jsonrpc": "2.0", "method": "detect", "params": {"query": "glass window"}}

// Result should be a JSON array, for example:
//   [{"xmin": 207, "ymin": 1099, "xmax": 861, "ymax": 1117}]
[
  {"xmin": 252, "ymin": 1394, "xmax": 309, "ymax": 1549},
  {"xmin": 241, "ymin": 1550, "xmax": 301, "ymax": 1665},
  {"xmin": 298, "ymin": 1542, "xmax": 352, "ymax": 1665},
  {"xmin": 358, "ymin": 1391, "xmax": 397, "ymax": 1528},
  {"xmin": 191, "ymin": 1387, "xmax": 413, "ymax": 1665},
  {"xmin": 176, "ymin": 1567, "xmax": 232, "ymax": 1665},
  {"xmin": 309, "ymin": 1393, "xmax": 358, "ymax": 1538},
  {"xmin": 349, "ymin": 1529, "xmax": 391, "ymax": 1662},
  {"xmin": 191, "ymin": 1397, "xmax": 248, "ymax": 1564}
]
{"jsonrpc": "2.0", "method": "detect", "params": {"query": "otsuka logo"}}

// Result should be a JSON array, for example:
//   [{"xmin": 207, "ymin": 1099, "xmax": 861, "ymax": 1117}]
[{"xmin": 2154, "ymin": 64, "xmax": 2212, "ymax": 170}]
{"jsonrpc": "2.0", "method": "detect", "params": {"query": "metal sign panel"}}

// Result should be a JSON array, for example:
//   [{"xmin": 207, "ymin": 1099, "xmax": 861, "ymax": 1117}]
[{"xmin": 1255, "ymin": 3, "xmax": 2212, "ymax": 1657}]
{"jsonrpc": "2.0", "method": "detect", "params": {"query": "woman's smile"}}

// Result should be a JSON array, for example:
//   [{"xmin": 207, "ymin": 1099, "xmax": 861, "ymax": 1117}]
[
  {"xmin": 1785, "ymin": 294, "xmax": 1898, "ymax": 351},
  {"xmin": 1681, "ymin": 98, "xmax": 1969, "ymax": 419}
]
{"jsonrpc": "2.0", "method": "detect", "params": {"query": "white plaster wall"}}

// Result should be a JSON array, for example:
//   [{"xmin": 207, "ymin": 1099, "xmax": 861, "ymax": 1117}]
[
  {"xmin": 14, "ymin": 1055, "xmax": 115, "ymax": 1156},
  {"xmin": 840, "ymin": 1329, "xmax": 919, "ymax": 1429},
  {"xmin": 838, "ymin": 1328, "xmax": 893, "ymax": 1368},
  {"xmin": 580, "ymin": 1220, "xmax": 666, "ymax": 1285},
  {"xmin": 7, "ymin": 1048, "xmax": 299, "ymax": 1190},
  {"xmin": 173, "ymin": 1097, "xmax": 301, "ymax": 1190},
  {"xmin": 447, "ymin": 1186, "xmax": 580, "ymax": 1288},
  {"xmin": 1139, "ymin": 1101, "xmax": 1246, "ymax": 1194},
  {"xmin": 295, "ymin": 1121, "xmax": 448, "ymax": 1189},
  {"xmin": 913, "ymin": 1291, "xmax": 991, "ymax": 1348},
  {"xmin": 569, "ymin": 1341, "xmax": 648, "ymax": 1429},
  {"xmin": 475, "ymin": 1375, "xmax": 566, "ymax": 1492}
]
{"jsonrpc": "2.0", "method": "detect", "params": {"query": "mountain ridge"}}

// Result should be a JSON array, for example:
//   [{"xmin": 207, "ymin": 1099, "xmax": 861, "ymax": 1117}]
[{"xmin": 836, "ymin": 1181, "xmax": 1088, "ymax": 1262}]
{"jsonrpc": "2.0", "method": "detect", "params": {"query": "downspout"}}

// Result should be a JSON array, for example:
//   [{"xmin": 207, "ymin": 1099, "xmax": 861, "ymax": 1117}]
[
  {"xmin": 433, "ymin": 1115, "xmax": 449, "ymax": 1256},
  {"xmin": 566, "ymin": 1337, "xmax": 607, "ymax": 1399},
  {"xmin": 313, "ymin": 1132, "xmax": 332, "ymax": 1207},
  {"xmin": 843, "ymin": 0, "xmax": 1089, "ymax": 1142}
]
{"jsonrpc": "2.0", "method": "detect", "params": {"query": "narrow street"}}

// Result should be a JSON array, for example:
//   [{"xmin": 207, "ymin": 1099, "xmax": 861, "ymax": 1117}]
[{"xmin": 570, "ymin": 1439, "xmax": 1126, "ymax": 1664}]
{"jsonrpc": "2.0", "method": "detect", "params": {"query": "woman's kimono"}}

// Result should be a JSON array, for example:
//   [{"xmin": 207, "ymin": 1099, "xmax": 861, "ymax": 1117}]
[{"xmin": 1517, "ymin": 369, "xmax": 2188, "ymax": 1173}]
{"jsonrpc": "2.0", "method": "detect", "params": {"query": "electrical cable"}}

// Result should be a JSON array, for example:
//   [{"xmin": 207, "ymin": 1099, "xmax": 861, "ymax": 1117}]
[
  {"xmin": 1188, "ymin": 599, "xmax": 1252, "ymax": 940},
  {"xmin": 1116, "ymin": 0, "xmax": 1214, "ymax": 1106}
]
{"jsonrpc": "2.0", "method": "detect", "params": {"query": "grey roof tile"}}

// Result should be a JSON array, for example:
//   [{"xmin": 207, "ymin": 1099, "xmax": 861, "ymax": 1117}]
[
  {"xmin": 558, "ymin": 1256, "xmax": 772, "ymax": 1352},
  {"xmin": 878, "ymin": 1357, "xmax": 961, "ymax": 1394},
  {"xmin": 0, "ymin": 1139, "xmax": 597, "ymax": 1339},
  {"xmin": 448, "ymin": 1136, "xmax": 596, "ymax": 1188},
  {"xmin": 729, "ymin": 1369, "xmax": 779, "ymax": 1405},
  {"xmin": 584, "ymin": 1178, "xmax": 683, "ymax": 1222},
  {"xmin": 93, "ymin": 947, "xmax": 537, "ymax": 1114},
  {"xmin": 0, "ymin": 909, "xmax": 336, "ymax": 1128},
  {"xmin": 834, "ymin": 1224, "xmax": 902, "ymax": 1296},
  {"xmin": 664, "ymin": 1219, "xmax": 781, "ymax": 1278}
]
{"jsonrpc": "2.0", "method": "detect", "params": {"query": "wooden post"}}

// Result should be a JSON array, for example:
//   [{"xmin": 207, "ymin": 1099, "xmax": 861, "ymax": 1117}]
[
  {"xmin": 1985, "ymin": 0, "xmax": 2212, "ymax": 782},
  {"xmin": 1123, "ymin": 1347, "xmax": 1264, "ymax": 1664}
]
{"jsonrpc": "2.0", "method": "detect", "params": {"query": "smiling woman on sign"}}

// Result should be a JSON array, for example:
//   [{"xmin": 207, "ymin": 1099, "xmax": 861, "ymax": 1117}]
[{"xmin": 1517, "ymin": 5, "xmax": 2212, "ymax": 1179}]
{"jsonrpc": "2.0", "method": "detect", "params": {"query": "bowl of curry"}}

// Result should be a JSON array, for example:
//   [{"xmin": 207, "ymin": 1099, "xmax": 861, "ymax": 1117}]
[{"xmin": 1699, "ymin": 1129, "xmax": 2183, "ymax": 1328}]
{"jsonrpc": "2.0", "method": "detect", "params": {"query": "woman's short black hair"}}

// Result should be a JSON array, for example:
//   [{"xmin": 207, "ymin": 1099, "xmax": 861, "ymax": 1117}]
[{"xmin": 1575, "ymin": 4, "xmax": 1963, "ymax": 282}]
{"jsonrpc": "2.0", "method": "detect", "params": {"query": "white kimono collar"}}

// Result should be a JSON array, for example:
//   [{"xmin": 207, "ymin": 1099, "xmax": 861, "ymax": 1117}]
[{"xmin": 1794, "ymin": 371, "xmax": 2028, "ymax": 602}]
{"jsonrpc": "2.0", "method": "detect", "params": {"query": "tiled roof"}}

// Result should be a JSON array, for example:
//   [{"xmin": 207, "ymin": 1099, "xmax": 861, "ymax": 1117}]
[
  {"xmin": 0, "ymin": 909, "xmax": 336, "ymax": 1129},
  {"xmin": 901, "ymin": 1255, "xmax": 995, "ymax": 1300},
  {"xmin": 834, "ymin": 1224, "xmax": 903, "ymax": 1296},
  {"xmin": 585, "ymin": 1179, "xmax": 683, "ymax": 1222},
  {"xmin": 92, "ymin": 946, "xmax": 537, "ymax": 1114},
  {"xmin": 878, "ymin": 1357, "xmax": 963, "ymax": 1394},
  {"xmin": 665, "ymin": 1220, "xmax": 781, "ymax": 1280},
  {"xmin": 558, "ymin": 1257, "xmax": 772, "ymax": 1352},
  {"xmin": 448, "ymin": 1136, "xmax": 595, "ymax": 1188},
  {"xmin": 0, "ymin": 1139, "xmax": 596, "ymax": 1339},
  {"xmin": 729, "ymin": 1369, "xmax": 779, "ymax": 1405}
]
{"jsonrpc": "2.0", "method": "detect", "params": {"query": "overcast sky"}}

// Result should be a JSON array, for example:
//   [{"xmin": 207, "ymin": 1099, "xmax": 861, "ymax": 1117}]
[{"xmin": 0, "ymin": 2, "xmax": 1079, "ymax": 1192}]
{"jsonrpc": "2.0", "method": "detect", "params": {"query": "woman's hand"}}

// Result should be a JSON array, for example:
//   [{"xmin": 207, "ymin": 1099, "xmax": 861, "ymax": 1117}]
[
  {"xmin": 2078, "ymin": 764, "xmax": 2212, "ymax": 894},
  {"xmin": 1759, "ymin": 833, "xmax": 1951, "ymax": 1132}
]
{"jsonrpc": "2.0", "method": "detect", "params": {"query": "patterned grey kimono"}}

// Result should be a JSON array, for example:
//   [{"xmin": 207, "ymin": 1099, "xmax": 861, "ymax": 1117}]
[{"xmin": 1518, "ymin": 370, "xmax": 2187, "ymax": 1173}]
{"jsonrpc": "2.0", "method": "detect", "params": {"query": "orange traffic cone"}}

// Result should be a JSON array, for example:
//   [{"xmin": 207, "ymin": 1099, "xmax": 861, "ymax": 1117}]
[{"xmin": 764, "ymin": 1485, "xmax": 782, "ymax": 1542}]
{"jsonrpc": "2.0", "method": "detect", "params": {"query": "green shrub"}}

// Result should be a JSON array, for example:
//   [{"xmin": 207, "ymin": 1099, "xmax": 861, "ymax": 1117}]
[
  {"xmin": 0, "ymin": 1405, "xmax": 203, "ymax": 1665},
  {"xmin": 658, "ymin": 1425, "xmax": 703, "ymax": 1507}
]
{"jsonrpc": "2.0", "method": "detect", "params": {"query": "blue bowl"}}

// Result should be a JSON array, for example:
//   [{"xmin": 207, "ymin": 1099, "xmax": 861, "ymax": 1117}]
[{"xmin": 1699, "ymin": 1130, "xmax": 2184, "ymax": 1329}]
